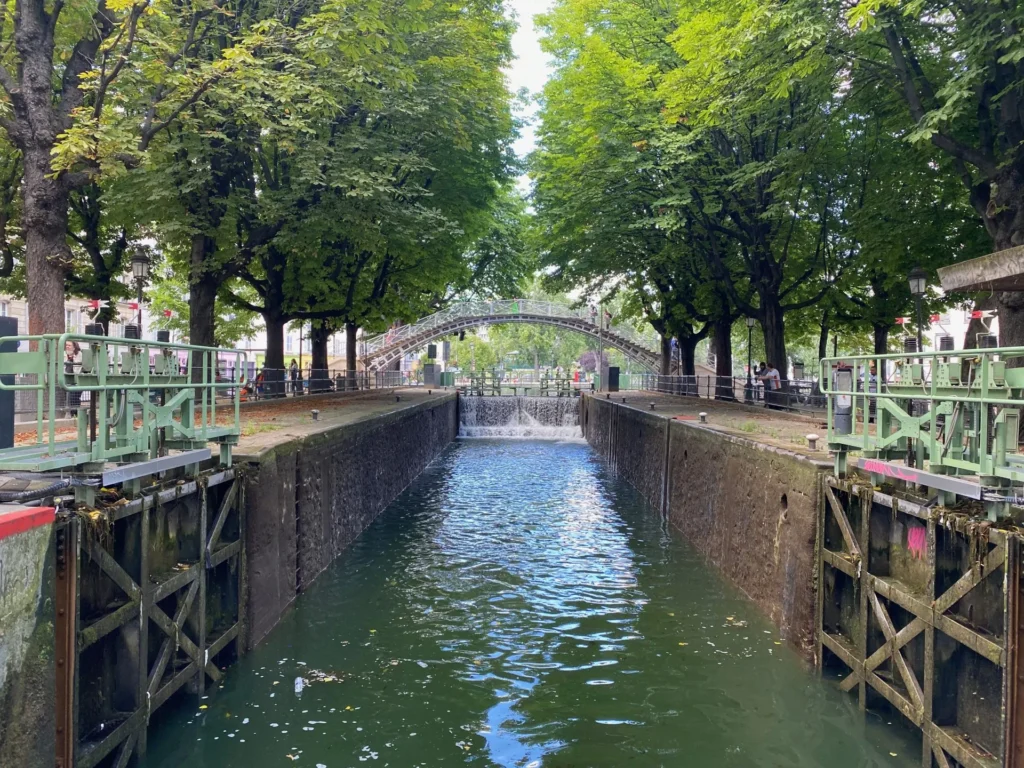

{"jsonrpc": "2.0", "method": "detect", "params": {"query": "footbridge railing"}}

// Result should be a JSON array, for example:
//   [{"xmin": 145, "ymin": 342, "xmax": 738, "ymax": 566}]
[{"xmin": 361, "ymin": 300, "xmax": 661, "ymax": 370}]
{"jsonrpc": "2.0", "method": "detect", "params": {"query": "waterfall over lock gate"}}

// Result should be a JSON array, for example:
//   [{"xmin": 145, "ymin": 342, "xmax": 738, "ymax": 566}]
[{"xmin": 458, "ymin": 396, "xmax": 582, "ymax": 439}]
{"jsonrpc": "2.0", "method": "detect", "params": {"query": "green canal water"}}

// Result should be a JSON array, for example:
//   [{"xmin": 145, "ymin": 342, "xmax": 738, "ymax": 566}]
[{"xmin": 144, "ymin": 439, "xmax": 918, "ymax": 767}]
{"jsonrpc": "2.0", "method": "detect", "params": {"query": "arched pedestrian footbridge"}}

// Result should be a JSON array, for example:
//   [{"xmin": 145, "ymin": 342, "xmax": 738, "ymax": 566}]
[{"xmin": 361, "ymin": 299, "xmax": 662, "ymax": 370}]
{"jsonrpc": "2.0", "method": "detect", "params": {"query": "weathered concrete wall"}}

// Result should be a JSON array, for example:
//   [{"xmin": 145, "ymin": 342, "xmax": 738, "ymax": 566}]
[
  {"xmin": 582, "ymin": 395, "xmax": 824, "ymax": 656},
  {"xmin": 582, "ymin": 396, "xmax": 667, "ymax": 508},
  {"xmin": 241, "ymin": 395, "xmax": 457, "ymax": 649},
  {"xmin": 0, "ymin": 506, "xmax": 56, "ymax": 767}
]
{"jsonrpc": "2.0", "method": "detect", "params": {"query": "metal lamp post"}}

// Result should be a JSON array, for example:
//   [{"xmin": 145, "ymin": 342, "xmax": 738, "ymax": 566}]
[
  {"xmin": 908, "ymin": 266, "xmax": 928, "ymax": 354},
  {"xmin": 131, "ymin": 250, "xmax": 151, "ymax": 334},
  {"xmin": 745, "ymin": 316, "xmax": 756, "ymax": 403}
]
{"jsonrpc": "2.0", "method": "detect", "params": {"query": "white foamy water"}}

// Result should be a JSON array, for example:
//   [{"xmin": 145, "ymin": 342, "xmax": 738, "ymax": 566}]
[{"xmin": 459, "ymin": 395, "xmax": 581, "ymax": 439}]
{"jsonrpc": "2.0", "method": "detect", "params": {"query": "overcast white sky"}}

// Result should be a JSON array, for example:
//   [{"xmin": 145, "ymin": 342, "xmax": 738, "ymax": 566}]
[{"xmin": 505, "ymin": 0, "xmax": 555, "ymax": 183}]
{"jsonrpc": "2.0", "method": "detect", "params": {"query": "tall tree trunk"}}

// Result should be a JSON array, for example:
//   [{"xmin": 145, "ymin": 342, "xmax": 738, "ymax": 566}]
[
  {"xmin": 987, "ymin": 165, "xmax": 1024, "ymax": 359},
  {"xmin": 189, "ymin": 234, "xmax": 218, "ymax": 347},
  {"xmin": 310, "ymin": 323, "xmax": 330, "ymax": 392},
  {"xmin": 680, "ymin": 338, "xmax": 698, "ymax": 378},
  {"xmin": 712, "ymin": 316, "xmax": 734, "ymax": 399},
  {"xmin": 817, "ymin": 312, "xmax": 830, "ymax": 361},
  {"xmin": 346, "ymin": 322, "xmax": 358, "ymax": 389},
  {"xmin": 659, "ymin": 334, "xmax": 671, "ymax": 376},
  {"xmin": 22, "ymin": 147, "xmax": 69, "ymax": 336},
  {"xmin": 760, "ymin": 297, "xmax": 787, "ymax": 386},
  {"xmin": 873, "ymin": 323, "xmax": 890, "ymax": 381},
  {"xmin": 263, "ymin": 314, "xmax": 285, "ymax": 397}
]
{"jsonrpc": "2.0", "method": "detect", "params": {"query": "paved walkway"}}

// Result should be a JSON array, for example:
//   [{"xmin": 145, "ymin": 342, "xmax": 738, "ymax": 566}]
[
  {"xmin": 600, "ymin": 392, "xmax": 829, "ymax": 461},
  {"xmin": 235, "ymin": 388, "xmax": 455, "ymax": 457}
]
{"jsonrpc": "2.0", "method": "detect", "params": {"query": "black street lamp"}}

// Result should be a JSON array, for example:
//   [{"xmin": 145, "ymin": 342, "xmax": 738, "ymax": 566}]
[
  {"xmin": 131, "ymin": 249, "xmax": 151, "ymax": 334},
  {"xmin": 908, "ymin": 265, "xmax": 928, "ymax": 353},
  {"xmin": 745, "ymin": 316, "xmax": 756, "ymax": 403}
]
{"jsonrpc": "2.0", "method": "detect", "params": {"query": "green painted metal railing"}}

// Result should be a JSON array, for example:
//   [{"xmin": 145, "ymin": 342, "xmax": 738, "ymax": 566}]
[
  {"xmin": 0, "ymin": 333, "xmax": 245, "ymax": 473},
  {"xmin": 819, "ymin": 346, "xmax": 1024, "ymax": 499}
]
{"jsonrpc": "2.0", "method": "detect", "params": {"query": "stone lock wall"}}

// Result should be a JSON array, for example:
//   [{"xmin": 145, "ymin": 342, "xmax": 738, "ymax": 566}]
[
  {"xmin": 582, "ymin": 395, "xmax": 825, "ymax": 656},
  {"xmin": 666, "ymin": 426, "xmax": 822, "ymax": 652},
  {"xmin": 241, "ymin": 395, "xmax": 458, "ymax": 649},
  {"xmin": 0, "ymin": 506, "xmax": 56, "ymax": 767}
]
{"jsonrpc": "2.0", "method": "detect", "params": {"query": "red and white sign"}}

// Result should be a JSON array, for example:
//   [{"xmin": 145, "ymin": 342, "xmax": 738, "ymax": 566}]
[
  {"xmin": 971, "ymin": 309, "xmax": 997, "ymax": 319},
  {"xmin": 930, "ymin": 314, "xmax": 941, "ymax": 323},
  {"xmin": 128, "ymin": 301, "xmax": 140, "ymax": 310},
  {"xmin": 162, "ymin": 309, "xmax": 174, "ymax": 318},
  {"xmin": 895, "ymin": 317, "xmax": 907, "ymax": 325},
  {"xmin": 84, "ymin": 299, "xmax": 109, "ymax": 310}
]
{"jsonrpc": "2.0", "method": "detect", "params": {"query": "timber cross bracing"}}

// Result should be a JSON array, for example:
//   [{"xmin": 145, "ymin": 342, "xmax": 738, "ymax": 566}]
[
  {"xmin": 819, "ymin": 477, "xmax": 1022, "ymax": 768},
  {"xmin": 360, "ymin": 300, "xmax": 662, "ymax": 371},
  {"xmin": 59, "ymin": 471, "xmax": 245, "ymax": 768}
]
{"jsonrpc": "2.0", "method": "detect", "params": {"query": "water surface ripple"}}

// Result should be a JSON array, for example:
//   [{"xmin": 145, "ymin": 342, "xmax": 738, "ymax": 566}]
[{"xmin": 144, "ymin": 439, "xmax": 916, "ymax": 768}]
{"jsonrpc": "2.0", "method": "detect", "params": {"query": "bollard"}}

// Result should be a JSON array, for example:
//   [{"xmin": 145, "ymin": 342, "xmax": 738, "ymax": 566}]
[
  {"xmin": 396, "ymin": 395, "xmax": 401, "ymax": 402},
  {"xmin": 311, "ymin": 409, "xmax": 319, "ymax": 421},
  {"xmin": 621, "ymin": 397, "xmax": 626, "ymax": 404},
  {"xmin": 428, "ymin": 390, "xmax": 432, "ymax": 395},
  {"xmin": 806, "ymin": 433, "xmax": 819, "ymax": 450},
  {"xmin": 699, "ymin": 412, "xmax": 707, "ymax": 423},
  {"xmin": 649, "ymin": 402, "xmax": 655, "ymax": 410},
  {"xmin": 606, "ymin": 393, "xmax": 610, "ymax": 399}
]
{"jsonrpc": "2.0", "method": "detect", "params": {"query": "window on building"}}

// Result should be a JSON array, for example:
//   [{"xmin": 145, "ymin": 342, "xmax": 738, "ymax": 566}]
[
  {"xmin": 0, "ymin": 301, "xmax": 8, "ymax": 317},
  {"xmin": 286, "ymin": 335, "xmax": 293, "ymax": 352},
  {"xmin": 65, "ymin": 308, "xmax": 78, "ymax": 333}
]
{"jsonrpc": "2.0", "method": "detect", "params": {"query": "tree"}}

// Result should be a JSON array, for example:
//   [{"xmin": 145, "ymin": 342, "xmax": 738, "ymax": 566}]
[
  {"xmin": 220, "ymin": 0, "xmax": 518, "ymax": 379},
  {"xmin": 149, "ymin": 267, "xmax": 258, "ymax": 347}
]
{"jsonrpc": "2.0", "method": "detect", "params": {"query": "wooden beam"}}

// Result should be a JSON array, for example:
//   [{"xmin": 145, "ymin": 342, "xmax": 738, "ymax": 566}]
[
  {"xmin": 825, "ymin": 484, "xmax": 862, "ymax": 558},
  {"xmin": 823, "ymin": 548, "xmax": 858, "ymax": 578},
  {"xmin": 209, "ymin": 539, "xmax": 240, "ymax": 569},
  {"xmin": 147, "ymin": 578, "xmax": 200, "ymax": 697},
  {"xmin": 870, "ymin": 592, "xmax": 924, "ymax": 711},
  {"xmin": 205, "ymin": 480, "xmax": 238, "ymax": 556},
  {"xmin": 111, "ymin": 732, "xmax": 137, "ymax": 768},
  {"xmin": 153, "ymin": 565, "xmax": 199, "ymax": 603},
  {"xmin": 85, "ymin": 538, "xmax": 141, "ymax": 601},
  {"xmin": 934, "ymin": 544, "xmax": 1006, "ymax": 615},
  {"xmin": 79, "ymin": 601, "xmax": 138, "ymax": 650}
]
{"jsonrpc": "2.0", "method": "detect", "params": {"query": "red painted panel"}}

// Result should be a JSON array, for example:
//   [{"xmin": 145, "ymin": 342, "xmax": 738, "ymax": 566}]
[{"xmin": 0, "ymin": 506, "xmax": 56, "ymax": 540}]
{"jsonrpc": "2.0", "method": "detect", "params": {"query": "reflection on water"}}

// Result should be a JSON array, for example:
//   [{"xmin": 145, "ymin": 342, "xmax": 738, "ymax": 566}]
[{"xmin": 144, "ymin": 439, "xmax": 917, "ymax": 768}]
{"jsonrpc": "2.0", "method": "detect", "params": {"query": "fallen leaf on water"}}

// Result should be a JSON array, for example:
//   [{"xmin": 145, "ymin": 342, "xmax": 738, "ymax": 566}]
[
  {"xmin": 726, "ymin": 616, "xmax": 734, "ymax": 621},
  {"xmin": 774, "ymin": 641, "xmax": 781, "ymax": 645},
  {"xmin": 678, "ymin": 642, "xmax": 688, "ymax": 647},
  {"xmin": 199, "ymin": 705, "xmax": 208, "ymax": 710},
  {"xmin": 889, "ymin": 753, "xmax": 897, "ymax": 757}
]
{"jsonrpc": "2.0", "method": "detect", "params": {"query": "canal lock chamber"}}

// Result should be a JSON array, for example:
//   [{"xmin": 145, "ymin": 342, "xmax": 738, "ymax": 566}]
[{"xmin": 7, "ymin": 390, "xmax": 1019, "ymax": 766}]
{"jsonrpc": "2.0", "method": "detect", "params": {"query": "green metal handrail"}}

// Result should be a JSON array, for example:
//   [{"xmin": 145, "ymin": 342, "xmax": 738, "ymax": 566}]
[
  {"xmin": 0, "ymin": 333, "xmax": 245, "ymax": 473},
  {"xmin": 820, "ymin": 346, "xmax": 1024, "ymax": 511}
]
